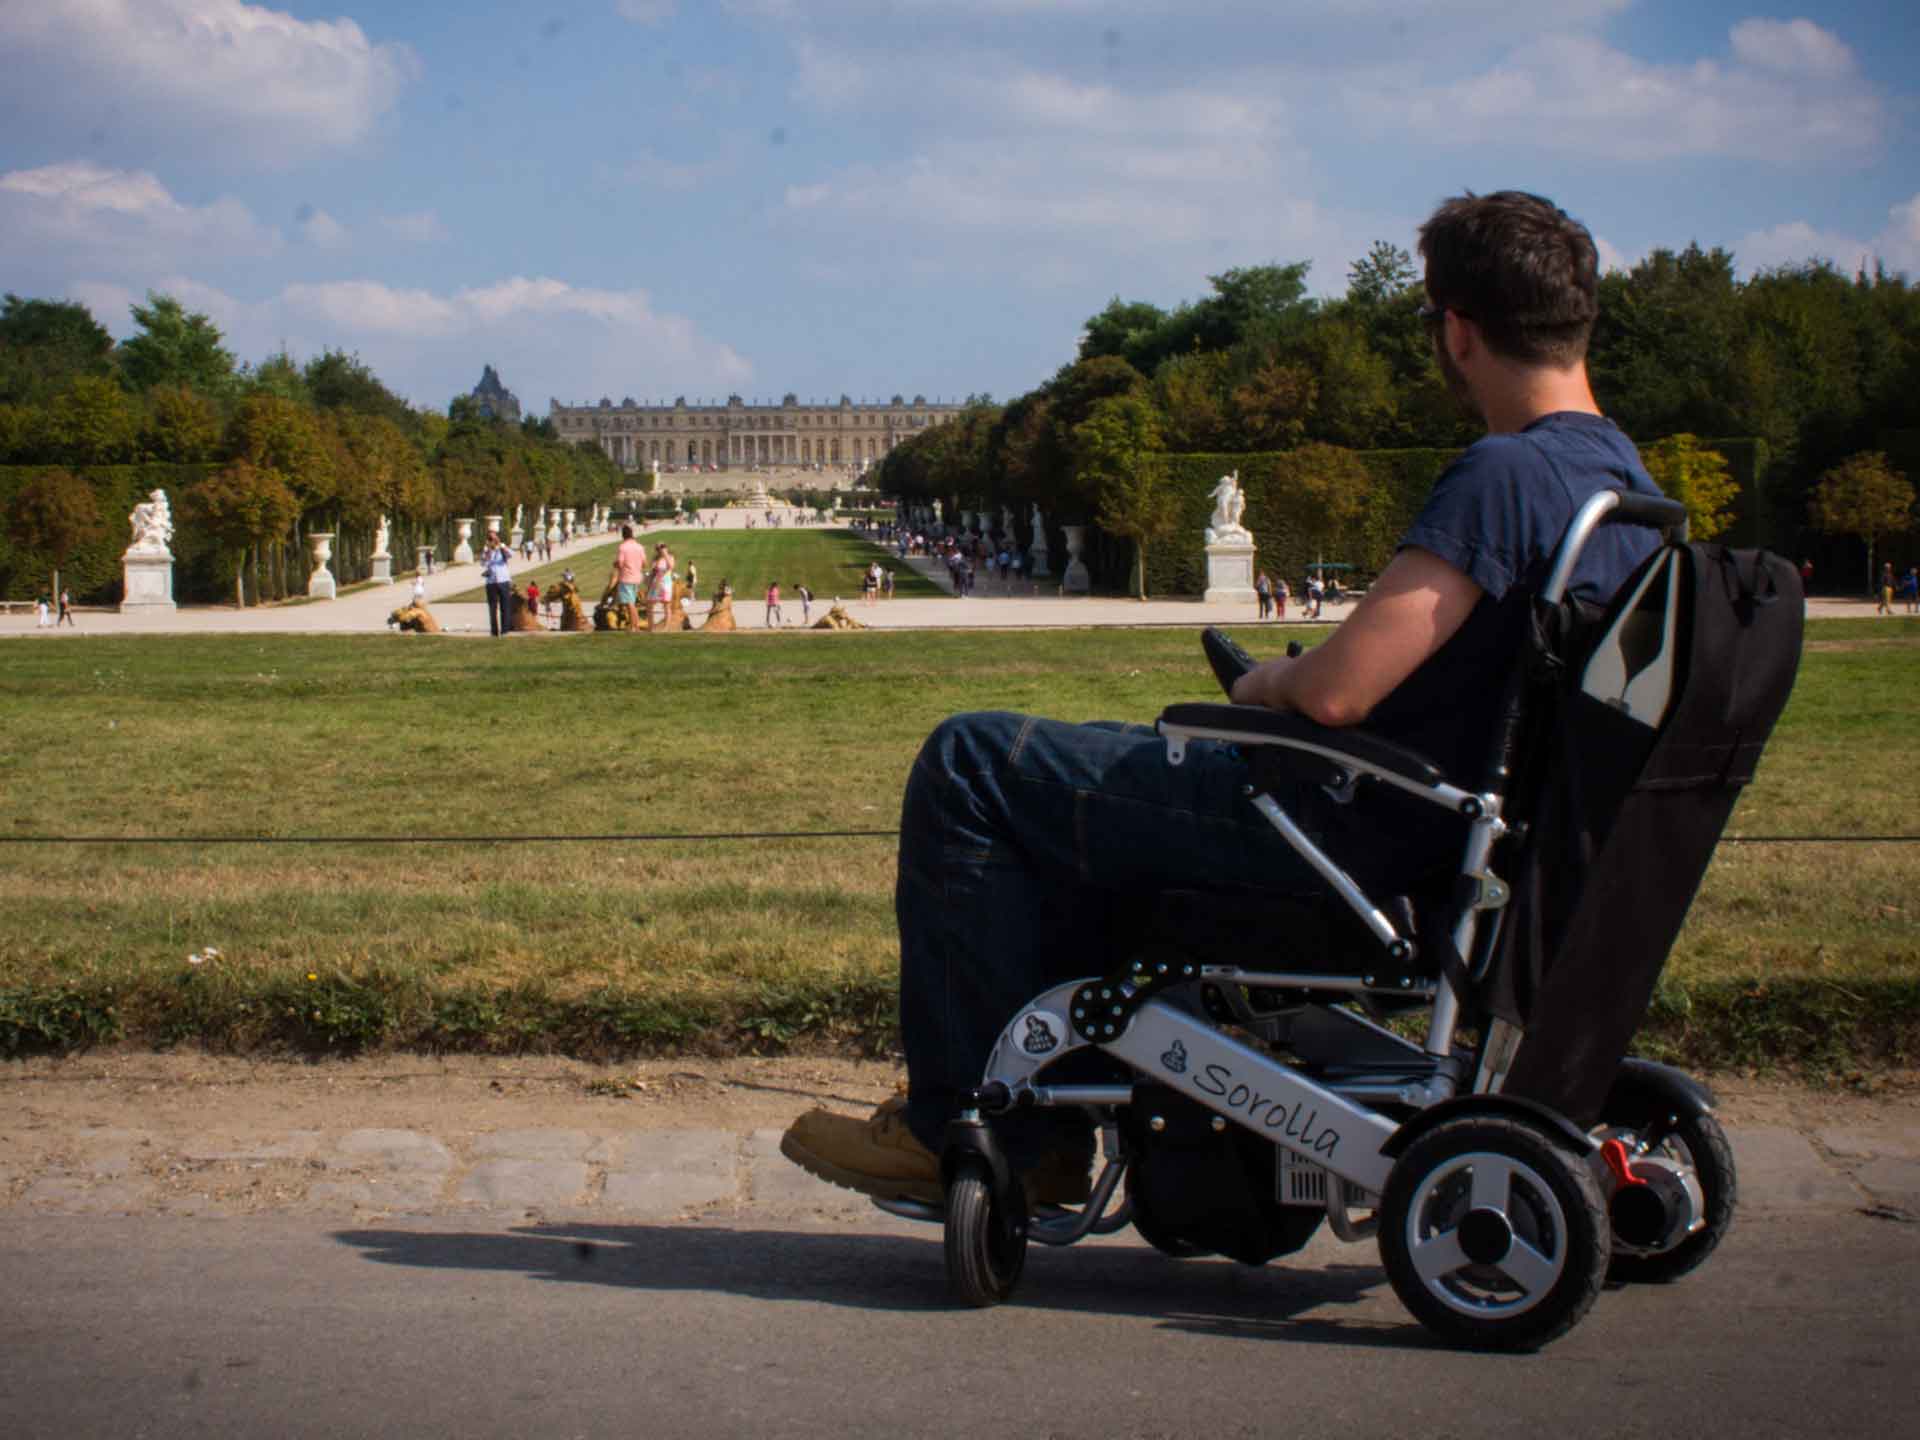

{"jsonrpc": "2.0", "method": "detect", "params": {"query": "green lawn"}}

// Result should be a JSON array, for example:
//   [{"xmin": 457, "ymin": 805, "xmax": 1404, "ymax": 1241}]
[
  {"xmin": 442, "ymin": 528, "xmax": 946, "ymax": 605},
  {"xmin": 0, "ymin": 619, "xmax": 1914, "ymax": 1067}
]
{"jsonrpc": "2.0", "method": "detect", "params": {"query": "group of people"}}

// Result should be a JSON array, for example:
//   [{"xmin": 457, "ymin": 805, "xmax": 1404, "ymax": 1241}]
[
  {"xmin": 1878, "ymin": 562, "xmax": 1920, "ymax": 615},
  {"xmin": 861, "ymin": 562, "xmax": 893, "ymax": 603},
  {"xmin": 1253, "ymin": 571, "xmax": 1346, "ymax": 621},
  {"xmin": 763, "ymin": 580, "xmax": 816, "ymax": 626},
  {"xmin": 606, "ymin": 525, "xmax": 681, "ymax": 632},
  {"xmin": 32, "ymin": 590, "xmax": 75, "ymax": 628}
]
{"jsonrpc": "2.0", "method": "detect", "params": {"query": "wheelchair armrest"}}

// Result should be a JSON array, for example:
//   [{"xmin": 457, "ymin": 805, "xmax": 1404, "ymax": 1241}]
[{"xmin": 1158, "ymin": 702, "xmax": 1447, "ymax": 789}]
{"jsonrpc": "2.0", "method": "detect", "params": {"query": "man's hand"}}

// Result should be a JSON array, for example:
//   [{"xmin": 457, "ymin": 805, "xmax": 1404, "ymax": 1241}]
[{"xmin": 1229, "ymin": 547, "xmax": 1482, "ymax": 727}]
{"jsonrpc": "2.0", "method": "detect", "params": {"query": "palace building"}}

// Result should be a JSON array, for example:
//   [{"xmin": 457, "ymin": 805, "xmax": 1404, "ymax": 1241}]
[{"xmin": 547, "ymin": 393, "xmax": 963, "ymax": 484}]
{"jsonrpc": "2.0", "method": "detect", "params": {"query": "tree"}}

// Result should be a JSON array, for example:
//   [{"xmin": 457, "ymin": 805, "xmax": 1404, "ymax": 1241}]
[
  {"xmin": 227, "ymin": 396, "xmax": 336, "ymax": 509},
  {"xmin": 1076, "ymin": 395, "xmax": 1173, "ymax": 599},
  {"xmin": 5, "ymin": 468, "xmax": 103, "ymax": 599},
  {"xmin": 1808, "ymin": 452, "xmax": 1914, "ymax": 593},
  {"xmin": 239, "ymin": 351, "xmax": 310, "ymax": 404},
  {"xmin": 1345, "ymin": 241, "xmax": 1419, "ymax": 308},
  {"xmin": 1278, "ymin": 442, "xmax": 1374, "ymax": 566},
  {"xmin": 1231, "ymin": 361, "xmax": 1317, "ymax": 449},
  {"xmin": 117, "ymin": 293, "xmax": 236, "ymax": 395},
  {"xmin": 304, "ymin": 349, "xmax": 412, "ymax": 425},
  {"xmin": 186, "ymin": 460, "xmax": 300, "ymax": 607},
  {"xmin": 141, "ymin": 384, "xmax": 222, "ymax": 462},
  {"xmin": 1641, "ymin": 434, "xmax": 1740, "ymax": 541},
  {"xmin": 44, "ymin": 375, "xmax": 138, "ymax": 464},
  {"xmin": 0, "ymin": 295, "xmax": 114, "ymax": 406},
  {"xmin": 1153, "ymin": 352, "xmax": 1233, "ymax": 452}
]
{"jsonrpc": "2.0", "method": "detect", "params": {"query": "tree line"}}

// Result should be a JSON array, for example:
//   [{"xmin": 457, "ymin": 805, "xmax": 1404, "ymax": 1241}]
[
  {"xmin": 0, "ymin": 292, "xmax": 624, "ymax": 604},
  {"xmin": 877, "ymin": 243, "xmax": 1918, "ymax": 595}
]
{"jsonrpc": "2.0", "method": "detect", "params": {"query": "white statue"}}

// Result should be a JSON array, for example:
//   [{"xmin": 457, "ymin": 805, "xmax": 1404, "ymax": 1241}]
[
  {"xmin": 1030, "ymin": 504, "xmax": 1046, "ymax": 539},
  {"xmin": 373, "ymin": 515, "xmax": 391, "ymax": 558},
  {"xmin": 127, "ymin": 488, "xmax": 174, "ymax": 556},
  {"xmin": 1002, "ymin": 505, "xmax": 1015, "ymax": 539},
  {"xmin": 512, "ymin": 504, "xmax": 524, "ymax": 533},
  {"xmin": 932, "ymin": 499, "xmax": 943, "ymax": 524},
  {"xmin": 1204, "ymin": 470, "xmax": 1251, "ymax": 545}
]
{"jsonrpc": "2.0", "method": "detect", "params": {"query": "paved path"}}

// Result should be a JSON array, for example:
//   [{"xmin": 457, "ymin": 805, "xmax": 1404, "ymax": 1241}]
[
  {"xmin": 4, "ymin": 1093, "xmax": 1914, "ymax": 1225},
  {"xmin": 6, "ymin": 519, "xmax": 1901, "ymax": 638}
]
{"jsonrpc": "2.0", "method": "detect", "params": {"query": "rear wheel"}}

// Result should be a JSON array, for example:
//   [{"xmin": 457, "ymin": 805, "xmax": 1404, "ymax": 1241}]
[
  {"xmin": 944, "ymin": 1161, "xmax": 1027, "ymax": 1306},
  {"xmin": 1597, "ymin": 1106, "xmax": 1735, "ymax": 1284},
  {"xmin": 1380, "ymin": 1116, "xmax": 1609, "ymax": 1351}
]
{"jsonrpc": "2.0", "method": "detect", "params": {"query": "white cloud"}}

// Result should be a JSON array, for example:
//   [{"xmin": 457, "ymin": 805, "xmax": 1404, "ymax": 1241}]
[
  {"xmin": 294, "ymin": 207, "xmax": 350, "ymax": 250},
  {"xmin": 0, "ymin": 162, "xmax": 281, "ymax": 274},
  {"xmin": 1737, "ymin": 194, "xmax": 1920, "ymax": 278},
  {"xmin": 1729, "ymin": 17, "xmax": 1854, "ymax": 78},
  {"xmin": 1342, "ymin": 20, "xmax": 1883, "ymax": 165},
  {"xmin": 0, "ymin": 0, "xmax": 416, "ymax": 166},
  {"xmin": 275, "ymin": 277, "xmax": 754, "ymax": 406}
]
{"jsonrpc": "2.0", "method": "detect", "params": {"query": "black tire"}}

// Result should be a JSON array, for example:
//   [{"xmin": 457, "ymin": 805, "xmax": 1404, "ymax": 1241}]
[
  {"xmin": 944, "ymin": 1161, "xmax": 1026, "ymax": 1307},
  {"xmin": 1125, "ymin": 1169, "xmax": 1212, "ymax": 1259},
  {"xmin": 1379, "ymin": 1116, "xmax": 1610, "ymax": 1351},
  {"xmin": 1598, "ymin": 1107, "xmax": 1736, "ymax": 1285}
]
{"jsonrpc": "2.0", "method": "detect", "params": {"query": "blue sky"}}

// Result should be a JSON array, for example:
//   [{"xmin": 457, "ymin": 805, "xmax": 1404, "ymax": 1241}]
[{"xmin": 2, "ymin": 1, "xmax": 1915, "ymax": 414}]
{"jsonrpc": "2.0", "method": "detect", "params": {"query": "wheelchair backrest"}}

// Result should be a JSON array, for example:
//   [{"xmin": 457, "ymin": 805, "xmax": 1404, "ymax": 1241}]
[{"xmin": 1491, "ymin": 541, "xmax": 1804, "ymax": 1125}]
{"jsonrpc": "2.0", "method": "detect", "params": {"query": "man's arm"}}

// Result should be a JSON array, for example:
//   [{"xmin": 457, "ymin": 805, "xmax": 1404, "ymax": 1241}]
[{"xmin": 1228, "ymin": 547, "xmax": 1482, "ymax": 726}]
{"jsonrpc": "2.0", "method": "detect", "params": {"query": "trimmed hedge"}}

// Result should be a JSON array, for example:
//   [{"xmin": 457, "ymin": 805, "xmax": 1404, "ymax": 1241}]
[
  {"xmin": 0, "ymin": 464, "xmax": 218, "ymax": 604},
  {"xmin": 1089, "ymin": 447, "xmax": 1462, "ymax": 598}
]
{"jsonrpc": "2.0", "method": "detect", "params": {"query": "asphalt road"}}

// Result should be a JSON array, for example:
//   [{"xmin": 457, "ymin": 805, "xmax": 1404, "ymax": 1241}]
[{"xmin": 3, "ymin": 1208, "xmax": 1913, "ymax": 1440}]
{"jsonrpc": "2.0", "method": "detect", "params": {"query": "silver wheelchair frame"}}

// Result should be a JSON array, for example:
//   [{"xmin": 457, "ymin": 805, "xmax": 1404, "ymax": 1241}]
[{"xmin": 878, "ymin": 489, "xmax": 1731, "ymax": 1351}]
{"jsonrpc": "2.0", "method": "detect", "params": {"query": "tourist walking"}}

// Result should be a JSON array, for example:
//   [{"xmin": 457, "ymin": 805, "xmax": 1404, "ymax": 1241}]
[
  {"xmin": 607, "ymin": 524, "xmax": 647, "ymax": 633},
  {"xmin": 648, "ymin": 541, "xmax": 676, "ymax": 629},
  {"xmin": 1877, "ymin": 562, "xmax": 1895, "ymax": 615},
  {"xmin": 1905, "ymin": 567, "xmax": 1919, "ymax": 615},
  {"xmin": 481, "ymin": 529, "xmax": 514, "ymax": 636},
  {"xmin": 1255, "ymin": 570, "xmax": 1273, "ymax": 620},
  {"xmin": 1275, "ymin": 576, "xmax": 1289, "ymax": 620},
  {"xmin": 57, "ymin": 588, "xmax": 74, "ymax": 626},
  {"xmin": 796, "ymin": 582, "xmax": 813, "ymax": 625},
  {"xmin": 883, "ymin": 568, "xmax": 895, "ymax": 599},
  {"xmin": 686, "ymin": 561, "xmax": 698, "ymax": 599},
  {"xmin": 765, "ymin": 580, "xmax": 783, "ymax": 627},
  {"xmin": 35, "ymin": 594, "xmax": 51, "ymax": 628}
]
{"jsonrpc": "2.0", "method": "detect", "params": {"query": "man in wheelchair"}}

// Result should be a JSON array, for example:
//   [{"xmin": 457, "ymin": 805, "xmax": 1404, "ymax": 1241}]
[{"xmin": 786, "ymin": 189, "xmax": 1666, "ymax": 1208}]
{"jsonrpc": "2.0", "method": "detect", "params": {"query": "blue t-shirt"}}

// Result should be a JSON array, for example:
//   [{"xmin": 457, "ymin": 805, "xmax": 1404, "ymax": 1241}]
[{"xmin": 1358, "ymin": 412, "xmax": 1662, "ymax": 832}]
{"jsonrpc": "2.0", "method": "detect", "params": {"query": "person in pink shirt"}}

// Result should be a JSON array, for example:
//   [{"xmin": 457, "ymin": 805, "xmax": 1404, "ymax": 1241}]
[{"xmin": 606, "ymin": 524, "xmax": 648, "ymax": 632}]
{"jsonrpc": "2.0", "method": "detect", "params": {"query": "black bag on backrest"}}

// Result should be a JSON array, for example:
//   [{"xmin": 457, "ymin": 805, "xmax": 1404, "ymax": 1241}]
[{"xmin": 1494, "ymin": 544, "xmax": 1803, "ymax": 1126}]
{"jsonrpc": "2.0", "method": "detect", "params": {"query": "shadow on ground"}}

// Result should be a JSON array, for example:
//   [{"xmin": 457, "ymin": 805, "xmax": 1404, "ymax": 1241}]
[{"xmin": 334, "ymin": 1220, "xmax": 1419, "ymax": 1347}]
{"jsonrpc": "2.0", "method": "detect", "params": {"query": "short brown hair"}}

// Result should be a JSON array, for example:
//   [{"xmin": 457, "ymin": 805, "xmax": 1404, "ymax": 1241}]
[{"xmin": 1418, "ymin": 190, "xmax": 1599, "ymax": 366}]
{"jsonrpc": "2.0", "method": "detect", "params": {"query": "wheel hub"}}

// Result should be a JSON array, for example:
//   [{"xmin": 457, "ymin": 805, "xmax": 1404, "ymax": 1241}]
[{"xmin": 1457, "ymin": 1206, "xmax": 1514, "ymax": 1265}]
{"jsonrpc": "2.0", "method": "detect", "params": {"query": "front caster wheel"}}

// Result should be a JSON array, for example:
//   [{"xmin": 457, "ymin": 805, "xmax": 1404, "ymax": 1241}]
[
  {"xmin": 1380, "ymin": 1116, "xmax": 1610, "ymax": 1351},
  {"xmin": 944, "ymin": 1160, "xmax": 1027, "ymax": 1306}
]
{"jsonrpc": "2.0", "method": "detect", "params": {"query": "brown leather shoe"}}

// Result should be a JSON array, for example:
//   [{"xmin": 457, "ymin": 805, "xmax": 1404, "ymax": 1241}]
[{"xmin": 781, "ymin": 1094, "xmax": 942, "ymax": 1204}]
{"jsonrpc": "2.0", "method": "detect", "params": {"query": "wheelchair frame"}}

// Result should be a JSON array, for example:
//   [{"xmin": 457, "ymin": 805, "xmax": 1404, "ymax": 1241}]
[{"xmin": 879, "ymin": 489, "xmax": 1738, "ymax": 1351}]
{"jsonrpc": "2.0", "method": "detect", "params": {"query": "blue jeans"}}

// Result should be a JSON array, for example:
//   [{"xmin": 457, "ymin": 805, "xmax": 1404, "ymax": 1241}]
[
  {"xmin": 485, "ymin": 581, "xmax": 512, "ymax": 636},
  {"xmin": 895, "ymin": 711, "xmax": 1332, "ymax": 1159}
]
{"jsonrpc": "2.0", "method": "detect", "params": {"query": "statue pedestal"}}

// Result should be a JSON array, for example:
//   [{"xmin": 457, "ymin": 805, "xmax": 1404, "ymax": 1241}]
[
  {"xmin": 453, "ymin": 519, "xmax": 476, "ymax": 565},
  {"xmin": 1203, "ymin": 542, "xmax": 1258, "ymax": 604},
  {"xmin": 371, "ymin": 554, "xmax": 393, "ymax": 584},
  {"xmin": 1028, "ymin": 539, "xmax": 1050, "ymax": 579},
  {"xmin": 119, "ymin": 552, "xmax": 176, "ymax": 611},
  {"xmin": 509, "ymin": 526, "xmax": 524, "ymax": 552},
  {"xmin": 1060, "ymin": 525, "xmax": 1090, "ymax": 595}
]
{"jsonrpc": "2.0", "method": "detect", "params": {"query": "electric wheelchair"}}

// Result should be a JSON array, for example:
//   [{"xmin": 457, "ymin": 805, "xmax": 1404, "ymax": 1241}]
[{"xmin": 875, "ymin": 489, "xmax": 1803, "ymax": 1350}]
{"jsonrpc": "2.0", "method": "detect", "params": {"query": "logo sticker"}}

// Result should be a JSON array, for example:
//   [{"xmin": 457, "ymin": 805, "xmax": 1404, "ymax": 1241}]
[
  {"xmin": 1020, "ymin": 1012, "xmax": 1061, "ymax": 1055},
  {"xmin": 1161, "ymin": 1039, "xmax": 1188, "ymax": 1074}
]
